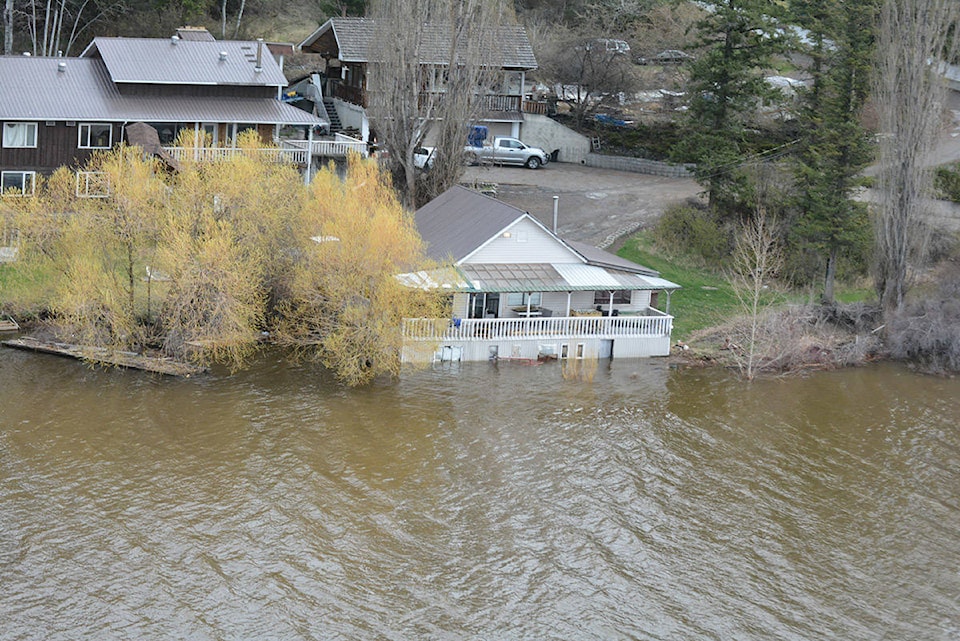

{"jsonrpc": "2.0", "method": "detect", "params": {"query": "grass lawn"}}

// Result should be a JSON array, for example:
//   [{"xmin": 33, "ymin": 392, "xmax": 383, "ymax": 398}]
[
  {"xmin": 617, "ymin": 232, "xmax": 740, "ymax": 340},
  {"xmin": 617, "ymin": 231, "xmax": 876, "ymax": 340}
]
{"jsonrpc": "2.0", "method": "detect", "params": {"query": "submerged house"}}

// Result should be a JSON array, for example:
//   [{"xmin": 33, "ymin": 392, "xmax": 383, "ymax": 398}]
[
  {"xmin": 1, "ymin": 29, "xmax": 328, "ymax": 195},
  {"xmin": 400, "ymin": 186, "xmax": 680, "ymax": 363}
]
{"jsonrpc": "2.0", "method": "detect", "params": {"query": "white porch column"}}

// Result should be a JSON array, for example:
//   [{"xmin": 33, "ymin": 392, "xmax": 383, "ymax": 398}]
[
  {"xmin": 304, "ymin": 125, "xmax": 314, "ymax": 185},
  {"xmin": 565, "ymin": 292, "xmax": 571, "ymax": 316},
  {"xmin": 511, "ymin": 121, "xmax": 520, "ymax": 138},
  {"xmin": 608, "ymin": 291, "xmax": 614, "ymax": 316}
]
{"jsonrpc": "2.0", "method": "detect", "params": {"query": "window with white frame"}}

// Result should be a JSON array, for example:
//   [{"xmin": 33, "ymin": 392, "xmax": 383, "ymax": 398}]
[
  {"xmin": 593, "ymin": 290, "xmax": 631, "ymax": 305},
  {"xmin": 3, "ymin": 122, "xmax": 38, "ymax": 148},
  {"xmin": 76, "ymin": 171, "xmax": 110, "ymax": 198},
  {"xmin": 507, "ymin": 292, "xmax": 541, "ymax": 307},
  {"xmin": 78, "ymin": 123, "xmax": 112, "ymax": 149},
  {"xmin": 1, "ymin": 171, "xmax": 36, "ymax": 196}
]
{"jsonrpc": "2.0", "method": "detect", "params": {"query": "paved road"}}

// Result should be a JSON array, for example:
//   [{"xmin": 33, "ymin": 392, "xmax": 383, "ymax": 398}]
[{"xmin": 461, "ymin": 163, "xmax": 701, "ymax": 248}]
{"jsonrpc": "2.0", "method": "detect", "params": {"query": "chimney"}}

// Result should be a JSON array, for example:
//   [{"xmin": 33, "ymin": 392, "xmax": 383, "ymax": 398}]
[{"xmin": 255, "ymin": 38, "xmax": 263, "ymax": 73}]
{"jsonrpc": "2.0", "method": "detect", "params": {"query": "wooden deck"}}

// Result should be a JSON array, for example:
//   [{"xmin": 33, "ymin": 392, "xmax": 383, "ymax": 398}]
[{"xmin": 2, "ymin": 337, "xmax": 205, "ymax": 377}]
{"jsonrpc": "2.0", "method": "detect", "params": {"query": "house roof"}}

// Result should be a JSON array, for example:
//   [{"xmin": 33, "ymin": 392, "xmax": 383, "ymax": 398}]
[
  {"xmin": 299, "ymin": 17, "xmax": 538, "ymax": 70},
  {"xmin": 415, "ymin": 185, "xmax": 532, "ymax": 263},
  {"xmin": 81, "ymin": 37, "xmax": 289, "ymax": 87},
  {"xmin": 411, "ymin": 186, "xmax": 680, "ymax": 292},
  {"xmin": 0, "ymin": 57, "xmax": 324, "ymax": 125}
]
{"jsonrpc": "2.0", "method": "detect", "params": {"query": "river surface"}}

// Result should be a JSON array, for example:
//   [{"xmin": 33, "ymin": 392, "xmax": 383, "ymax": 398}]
[{"xmin": 1, "ymin": 348, "xmax": 958, "ymax": 640}]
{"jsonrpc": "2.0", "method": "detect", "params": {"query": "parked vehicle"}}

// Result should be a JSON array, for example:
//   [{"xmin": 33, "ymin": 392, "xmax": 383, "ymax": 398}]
[
  {"xmin": 465, "ymin": 136, "xmax": 549, "ymax": 169},
  {"xmin": 413, "ymin": 146, "xmax": 435, "ymax": 169},
  {"xmin": 637, "ymin": 50, "xmax": 695, "ymax": 65}
]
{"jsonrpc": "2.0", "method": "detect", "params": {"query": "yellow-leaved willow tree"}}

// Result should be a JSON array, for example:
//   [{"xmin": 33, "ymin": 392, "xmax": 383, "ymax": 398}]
[
  {"xmin": 275, "ymin": 155, "xmax": 446, "ymax": 386},
  {"xmin": 4, "ymin": 137, "xmax": 444, "ymax": 384}
]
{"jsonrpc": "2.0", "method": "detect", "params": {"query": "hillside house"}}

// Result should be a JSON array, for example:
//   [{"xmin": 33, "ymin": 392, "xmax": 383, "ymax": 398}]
[{"xmin": 296, "ymin": 17, "xmax": 544, "ymax": 145}]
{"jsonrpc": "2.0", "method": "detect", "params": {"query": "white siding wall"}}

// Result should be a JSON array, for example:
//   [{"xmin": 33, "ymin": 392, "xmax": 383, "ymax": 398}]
[{"xmin": 466, "ymin": 218, "xmax": 580, "ymax": 264}]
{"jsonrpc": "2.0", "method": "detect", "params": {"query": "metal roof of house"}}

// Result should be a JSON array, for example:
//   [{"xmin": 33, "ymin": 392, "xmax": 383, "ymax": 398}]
[
  {"xmin": 411, "ymin": 186, "xmax": 680, "ymax": 292},
  {"xmin": 81, "ymin": 37, "xmax": 289, "ymax": 86},
  {"xmin": 415, "ymin": 185, "xmax": 532, "ymax": 263},
  {"xmin": 0, "ymin": 57, "xmax": 324, "ymax": 125},
  {"xmin": 461, "ymin": 263, "xmax": 673, "ymax": 292},
  {"xmin": 299, "ymin": 17, "xmax": 538, "ymax": 70}
]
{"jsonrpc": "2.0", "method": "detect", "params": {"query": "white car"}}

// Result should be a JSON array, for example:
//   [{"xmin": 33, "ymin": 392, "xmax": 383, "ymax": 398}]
[{"xmin": 413, "ymin": 146, "xmax": 435, "ymax": 169}]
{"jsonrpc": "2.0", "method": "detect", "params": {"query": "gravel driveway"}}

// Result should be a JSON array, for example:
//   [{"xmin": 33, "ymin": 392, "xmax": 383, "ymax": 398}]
[{"xmin": 461, "ymin": 162, "xmax": 702, "ymax": 248}]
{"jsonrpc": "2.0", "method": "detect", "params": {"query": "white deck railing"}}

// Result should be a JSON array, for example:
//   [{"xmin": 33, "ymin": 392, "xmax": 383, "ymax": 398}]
[
  {"xmin": 163, "ymin": 147, "xmax": 307, "ymax": 164},
  {"xmin": 402, "ymin": 313, "xmax": 673, "ymax": 342},
  {"xmin": 281, "ymin": 134, "xmax": 369, "ymax": 159}
]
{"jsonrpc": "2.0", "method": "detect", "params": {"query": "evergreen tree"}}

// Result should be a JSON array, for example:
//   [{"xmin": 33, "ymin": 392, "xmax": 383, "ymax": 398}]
[
  {"xmin": 791, "ymin": 0, "xmax": 878, "ymax": 303},
  {"xmin": 673, "ymin": 0, "xmax": 787, "ymax": 215}
]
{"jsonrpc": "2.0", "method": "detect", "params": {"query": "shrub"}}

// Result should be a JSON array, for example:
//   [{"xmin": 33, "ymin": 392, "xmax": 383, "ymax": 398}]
[
  {"xmin": 886, "ymin": 262, "xmax": 960, "ymax": 374},
  {"xmin": 653, "ymin": 204, "xmax": 731, "ymax": 263},
  {"xmin": 934, "ymin": 163, "xmax": 960, "ymax": 203}
]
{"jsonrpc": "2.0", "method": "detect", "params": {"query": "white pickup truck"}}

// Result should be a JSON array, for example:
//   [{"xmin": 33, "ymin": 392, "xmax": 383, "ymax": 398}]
[{"xmin": 465, "ymin": 136, "xmax": 549, "ymax": 169}]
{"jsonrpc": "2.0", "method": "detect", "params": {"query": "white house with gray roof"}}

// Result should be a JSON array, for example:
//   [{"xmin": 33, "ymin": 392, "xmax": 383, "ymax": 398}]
[
  {"xmin": 400, "ymin": 186, "xmax": 680, "ymax": 363},
  {"xmin": 1, "ymin": 30, "xmax": 329, "ymax": 195}
]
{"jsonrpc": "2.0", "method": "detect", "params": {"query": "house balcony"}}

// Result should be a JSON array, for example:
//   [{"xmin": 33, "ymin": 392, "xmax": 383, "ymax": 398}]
[
  {"xmin": 280, "ymin": 134, "xmax": 369, "ymax": 159},
  {"xmin": 403, "ymin": 310, "xmax": 672, "ymax": 343},
  {"xmin": 163, "ymin": 146, "xmax": 308, "ymax": 164},
  {"xmin": 401, "ymin": 310, "xmax": 674, "ymax": 362}
]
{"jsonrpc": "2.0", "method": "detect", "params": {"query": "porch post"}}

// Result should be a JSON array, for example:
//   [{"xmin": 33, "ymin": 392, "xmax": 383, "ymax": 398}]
[
  {"xmin": 304, "ymin": 125, "xmax": 314, "ymax": 185},
  {"xmin": 565, "ymin": 292, "xmax": 571, "ymax": 316},
  {"xmin": 608, "ymin": 291, "xmax": 614, "ymax": 316},
  {"xmin": 664, "ymin": 290, "xmax": 672, "ymax": 315}
]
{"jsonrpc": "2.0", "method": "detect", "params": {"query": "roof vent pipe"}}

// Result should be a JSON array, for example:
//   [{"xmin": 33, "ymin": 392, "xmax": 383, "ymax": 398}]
[
  {"xmin": 58, "ymin": 61, "xmax": 66, "ymax": 72},
  {"xmin": 219, "ymin": 50, "xmax": 227, "ymax": 61},
  {"xmin": 255, "ymin": 38, "xmax": 263, "ymax": 73},
  {"xmin": 171, "ymin": 35, "xmax": 179, "ymax": 45},
  {"xmin": 553, "ymin": 195, "xmax": 559, "ymax": 234}
]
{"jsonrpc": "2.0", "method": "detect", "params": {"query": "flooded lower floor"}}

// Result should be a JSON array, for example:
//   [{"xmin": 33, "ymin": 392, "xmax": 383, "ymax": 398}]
[{"xmin": 1, "ymin": 349, "xmax": 958, "ymax": 639}]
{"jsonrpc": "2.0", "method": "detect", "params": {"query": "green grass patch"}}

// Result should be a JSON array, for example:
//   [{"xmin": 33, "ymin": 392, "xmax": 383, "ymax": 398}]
[{"xmin": 617, "ymin": 231, "xmax": 741, "ymax": 339}]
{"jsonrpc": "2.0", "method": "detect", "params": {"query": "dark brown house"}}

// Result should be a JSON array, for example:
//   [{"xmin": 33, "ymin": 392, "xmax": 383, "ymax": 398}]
[{"xmin": 1, "ymin": 31, "xmax": 327, "ymax": 196}]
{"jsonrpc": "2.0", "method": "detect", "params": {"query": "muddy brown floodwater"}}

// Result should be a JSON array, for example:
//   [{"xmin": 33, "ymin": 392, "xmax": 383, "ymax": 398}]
[{"xmin": 1, "ymin": 348, "xmax": 959, "ymax": 639}]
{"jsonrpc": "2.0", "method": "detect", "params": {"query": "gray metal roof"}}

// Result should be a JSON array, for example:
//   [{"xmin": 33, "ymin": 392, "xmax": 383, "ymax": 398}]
[
  {"xmin": 299, "ymin": 17, "xmax": 538, "ymax": 70},
  {"xmin": 413, "ymin": 186, "xmax": 680, "ymax": 292},
  {"xmin": 0, "ymin": 57, "xmax": 324, "ymax": 125},
  {"xmin": 415, "ymin": 185, "xmax": 531, "ymax": 263},
  {"xmin": 82, "ymin": 37, "xmax": 289, "ymax": 86},
  {"xmin": 565, "ymin": 240, "xmax": 660, "ymax": 277}
]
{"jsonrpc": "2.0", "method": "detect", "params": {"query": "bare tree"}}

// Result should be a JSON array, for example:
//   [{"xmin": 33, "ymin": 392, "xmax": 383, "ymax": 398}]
[
  {"xmin": 728, "ymin": 207, "xmax": 783, "ymax": 380},
  {"xmin": 536, "ymin": 24, "xmax": 638, "ymax": 126},
  {"xmin": 15, "ymin": 0, "xmax": 126, "ymax": 56},
  {"xmin": 366, "ymin": 0, "xmax": 506, "ymax": 208},
  {"xmin": 4, "ymin": 0, "xmax": 12, "ymax": 55},
  {"xmin": 873, "ymin": 0, "xmax": 960, "ymax": 315}
]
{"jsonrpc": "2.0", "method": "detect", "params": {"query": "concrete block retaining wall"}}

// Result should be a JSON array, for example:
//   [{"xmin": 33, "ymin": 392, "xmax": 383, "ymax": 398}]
[{"xmin": 582, "ymin": 153, "xmax": 694, "ymax": 178}]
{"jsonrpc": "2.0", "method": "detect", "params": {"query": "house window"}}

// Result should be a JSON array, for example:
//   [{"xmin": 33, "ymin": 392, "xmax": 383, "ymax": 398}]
[
  {"xmin": 78, "ymin": 123, "xmax": 112, "ymax": 149},
  {"xmin": 3, "ymin": 122, "xmax": 37, "ymax": 148},
  {"xmin": 593, "ymin": 290, "xmax": 632, "ymax": 305},
  {"xmin": 1, "ymin": 171, "xmax": 36, "ymax": 196},
  {"xmin": 150, "ymin": 123, "xmax": 187, "ymax": 145},
  {"xmin": 76, "ymin": 171, "xmax": 110, "ymax": 198},
  {"xmin": 507, "ymin": 292, "xmax": 541, "ymax": 307}
]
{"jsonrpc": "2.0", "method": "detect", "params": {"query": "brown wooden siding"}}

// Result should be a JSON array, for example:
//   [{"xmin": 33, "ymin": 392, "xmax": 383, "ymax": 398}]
[
  {"xmin": 116, "ymin": 83, "xmax": 276, "ymax": 99},
  {"xmin": 0, "ymin": 121, "xmax": 116, "ymax": 174}
]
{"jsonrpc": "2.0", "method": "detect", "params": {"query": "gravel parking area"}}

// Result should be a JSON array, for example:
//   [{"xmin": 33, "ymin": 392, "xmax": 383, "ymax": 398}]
[{"xmin": 461, "ymin": 162, "xmax": 702, "ymax": 248}]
